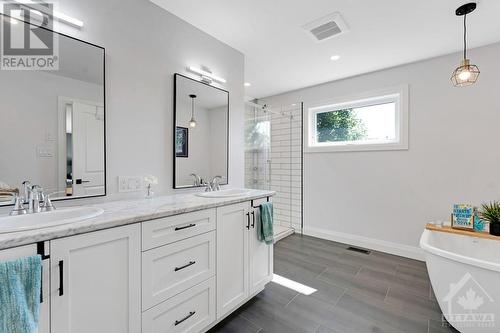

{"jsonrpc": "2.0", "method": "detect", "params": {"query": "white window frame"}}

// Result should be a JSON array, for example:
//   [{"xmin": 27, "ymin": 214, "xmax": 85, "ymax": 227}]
[{"xmin": 305, "ymin": 85, "xmax": 409, "ymax": 153}]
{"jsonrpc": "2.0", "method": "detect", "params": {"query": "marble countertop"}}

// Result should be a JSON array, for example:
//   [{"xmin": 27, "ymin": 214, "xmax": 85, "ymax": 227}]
[{"xmin": 0, "ymin": 189, "xmax": 275, "ymax": 250}]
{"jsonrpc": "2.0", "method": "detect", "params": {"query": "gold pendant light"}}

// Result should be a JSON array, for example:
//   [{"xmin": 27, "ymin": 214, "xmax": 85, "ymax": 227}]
[{"xmin": 451, "ymin": 3, "xmax": 480, "ymax": 87}]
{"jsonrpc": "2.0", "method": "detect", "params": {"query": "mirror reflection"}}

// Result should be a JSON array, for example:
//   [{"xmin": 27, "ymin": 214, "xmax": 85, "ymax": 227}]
[
  {"xmin": 0, "ymin": 16, "xmax": 105, "ymax": 205},
  {"xmin": 174, "ymin": 74, "xmax": 228, "ymax": 188}
]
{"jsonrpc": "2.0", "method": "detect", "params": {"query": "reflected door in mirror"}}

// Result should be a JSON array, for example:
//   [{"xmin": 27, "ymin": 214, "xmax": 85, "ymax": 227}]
[{"xmin": 71, "ymin": 102, "xmax": 105, "ymax": 197}]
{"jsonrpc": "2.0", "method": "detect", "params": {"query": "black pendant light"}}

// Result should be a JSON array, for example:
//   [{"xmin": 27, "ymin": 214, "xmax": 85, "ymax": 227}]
[
  {"xmin": 451, "ymin": 2, "xmax": 480, "ymax": 87},
  {"xmin": 188, "ymin": 94, "xmax": 197, "ymax": 128}
]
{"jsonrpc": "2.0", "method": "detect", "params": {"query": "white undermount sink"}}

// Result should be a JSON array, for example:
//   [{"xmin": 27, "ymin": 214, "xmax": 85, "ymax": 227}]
[
  {"xmin": 0, "ymin": 206, "xmax": 104, "ymax": 234},
  {"xmin": 196, "ymin": 189, "xmax": 252, "ymax": 198}
]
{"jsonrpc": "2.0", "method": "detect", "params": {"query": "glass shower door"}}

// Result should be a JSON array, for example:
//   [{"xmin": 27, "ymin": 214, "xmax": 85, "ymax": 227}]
[{"xmin": 245, "ymin": 103, "xmax": 271, "ymax": 190}]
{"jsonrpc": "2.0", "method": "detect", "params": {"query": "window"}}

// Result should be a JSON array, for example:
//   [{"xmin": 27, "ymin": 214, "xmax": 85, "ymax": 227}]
[{"xmin": 307, "ymin": 87, "xmax": 408, "ymax": 152}]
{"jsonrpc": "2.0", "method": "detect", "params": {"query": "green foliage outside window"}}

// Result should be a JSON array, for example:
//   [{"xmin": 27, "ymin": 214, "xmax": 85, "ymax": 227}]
[{"xmin": 316, "ymin": 109, "xmax": 367, "ymax": 142}]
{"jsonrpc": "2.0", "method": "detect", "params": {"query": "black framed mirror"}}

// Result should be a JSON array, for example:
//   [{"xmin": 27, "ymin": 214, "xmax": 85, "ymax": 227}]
[
  {"xmin": 173, "ymin": 74, "xmax": 229, "ymax": 189},
  {"xmin": 0, "ymin": 13, "xmax": 106, "ymax": 206}
]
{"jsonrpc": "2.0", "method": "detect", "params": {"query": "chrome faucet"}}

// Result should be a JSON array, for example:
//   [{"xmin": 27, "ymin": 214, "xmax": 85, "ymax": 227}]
[
  {"xmin": 41, "ymin": 192, "xmax": 56, "ymax": 212},
  {"xmin": 28, "ymin": 185, "xmax": 43, "ymax": 214},
  {"xmin": 205, "ymin": 176, "xmax": 223, "ymax": 192},
  {"xmin": 0, "ymin": 191, "xmax": 27, "ymax": 216},
  {"xmin": 190, "ymin": 173, "xmax": 202, "ymax": 187},
  {"xmin": 21, "ymin": 180, "xmax": 31, "ymax": 203},
  {"xmin": 4, "ymin": 181, "xmax": 56, "ymax": 216}
]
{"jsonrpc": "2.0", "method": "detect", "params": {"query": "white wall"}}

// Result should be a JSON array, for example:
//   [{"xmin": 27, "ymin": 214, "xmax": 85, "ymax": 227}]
[
  {"xmin": 0, "ymin": 0, "xmax": 244, "ymax": 211},
  {"xmin": 262, "ymin": 43, "xmax": 500, "ymax": 260}
]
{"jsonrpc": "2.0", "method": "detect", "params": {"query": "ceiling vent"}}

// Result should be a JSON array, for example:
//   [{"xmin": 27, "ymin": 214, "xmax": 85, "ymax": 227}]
[{"xmin": 302, "ymin": 12, "xmax": 349, "ymax": 42}]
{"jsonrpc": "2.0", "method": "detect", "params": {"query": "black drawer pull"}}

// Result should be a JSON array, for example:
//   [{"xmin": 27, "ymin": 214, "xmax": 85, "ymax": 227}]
[
  {"xmin": 251, "ymin": 211, "xmax": 256, "ymax": 228},
  {"xmin": 175, "ymin": 223, "xmax": 196, "ymax": 231},
  {"xmin": 246, "ymin": 212, "xmax": 250, "ymax": 230},
  {"xmin": 58, "ymin": 260, "xmax": 64, "ymax": 296},
  {"xmin": 175, "ymin": 311, "xmax": 196, "ymax": 326},
  {"xmin": 174, "ymin": 261, "xmax": 196, "ymax": 272}
]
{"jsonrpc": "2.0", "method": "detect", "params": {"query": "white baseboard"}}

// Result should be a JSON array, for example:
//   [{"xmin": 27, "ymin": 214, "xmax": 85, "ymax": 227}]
[{"xmin": 303, "ymin": 226, "xmax": 424, "ymax": 261}]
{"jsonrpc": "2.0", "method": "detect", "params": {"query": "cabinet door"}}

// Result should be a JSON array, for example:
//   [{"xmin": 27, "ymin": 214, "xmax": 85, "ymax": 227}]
[
  {"xmin": 50, "ymin": 224, "xmax": 141, "ymax": 333},
  {"xmin": 0, "ymin": 243, "xmax": 50, "ymax": 333},
  {"xmin": 216, "ymin": 202, "xmax": 250, "ymax": 319},
  {"xmin": 249, "ymin": 208, "xmax": 273, "ymax": 294}
]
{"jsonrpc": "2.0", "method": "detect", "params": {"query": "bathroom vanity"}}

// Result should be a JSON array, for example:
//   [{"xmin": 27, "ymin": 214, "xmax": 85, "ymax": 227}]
[
  {"xmin": 0, "ymin": 14, "xmax": 271, "ymax": 333},
  {"xmin": 0, "ymin": 190, "xmax": 274, "ymax": 333}
]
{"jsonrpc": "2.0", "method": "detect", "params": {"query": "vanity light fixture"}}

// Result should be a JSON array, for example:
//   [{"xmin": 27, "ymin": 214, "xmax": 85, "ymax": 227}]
[
  {"xmin": 244, "ymin": 82, "xmax": 251, "ymax": 87},
  {"xmin": 188, "ymin": 66, "xmax": 227, "ymax": 84},
  {"xmin": 11, "ymin": 0, "xmax": 84, "ymax": 28},
  {"xmin": 330, "ymin": 54, "xmax": 341, "ymax": 61},
  {"xmin": 188, "ymin": 94, "xmax": 197, "ymax": 128},
  {"xmin": 451, "ymin": 2, "xmax": 480, "ymax": 87}
]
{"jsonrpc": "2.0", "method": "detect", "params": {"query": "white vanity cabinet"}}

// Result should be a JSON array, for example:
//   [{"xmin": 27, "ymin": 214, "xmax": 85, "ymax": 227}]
[
  {"xmin": 0, "ymin": 195, "xmax": 273, "ymax": 333},
  {"xmin": 50, "ymin": 224, "xmax": 141, "ymax": 333},
  {"xmin": 0, "ymin": 243, "xmax": 50, "ymax": 333},
  {"xmin": 216, "ymin": 201, "xmax": 273, "ymax": 320}
]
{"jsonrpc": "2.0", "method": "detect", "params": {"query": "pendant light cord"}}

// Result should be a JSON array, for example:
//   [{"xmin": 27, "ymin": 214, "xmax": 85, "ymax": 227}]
[{"xmin": 463, "ymin": 13, "xmax": 467, "ymax": 60}]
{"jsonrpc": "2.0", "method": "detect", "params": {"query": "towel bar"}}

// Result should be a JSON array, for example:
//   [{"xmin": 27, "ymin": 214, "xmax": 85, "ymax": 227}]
[{"xmin": 251, "ymin": 196, "xmax": 270, "ymax": 208}]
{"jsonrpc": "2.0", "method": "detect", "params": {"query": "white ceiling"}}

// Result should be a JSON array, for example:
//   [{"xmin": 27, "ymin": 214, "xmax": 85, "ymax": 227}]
[{"xmin": 151, "ymin": 0, "xmax": 500, "ymax": 98}]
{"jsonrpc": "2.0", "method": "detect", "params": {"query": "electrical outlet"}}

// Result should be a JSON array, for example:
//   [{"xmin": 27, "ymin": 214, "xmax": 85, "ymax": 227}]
[{"xmin": 118, "ymin": 176, "xmax": 143, "ymax": 193}]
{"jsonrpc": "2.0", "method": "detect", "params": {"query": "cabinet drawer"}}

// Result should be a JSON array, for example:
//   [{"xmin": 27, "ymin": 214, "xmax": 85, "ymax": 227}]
[
  {"xmin": 142, "ymin": 231, "xmax": 215, "ymax": 310},
  {"xmin": 142, "ymin": 209, "xmax": 216, "ymax": 250},
  {"xmin": 142, "ymin": 277, "xmax": 216, "ymax": 333}
]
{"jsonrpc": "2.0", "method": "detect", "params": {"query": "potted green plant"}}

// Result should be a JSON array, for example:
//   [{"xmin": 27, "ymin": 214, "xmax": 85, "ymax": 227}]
[{"xmin": 479, "ymin": 201, "xmax": 500, "ymax": 236}]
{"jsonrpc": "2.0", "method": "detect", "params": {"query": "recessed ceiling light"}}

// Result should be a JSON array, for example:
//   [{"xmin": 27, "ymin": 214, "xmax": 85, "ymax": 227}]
[
  {"xmin": 330, "ymin": 55, "xmax": 341, "ymax": 61},
  {"xmin": 244, "ymin": 82, "xmax": 251, "ymax": 87}
]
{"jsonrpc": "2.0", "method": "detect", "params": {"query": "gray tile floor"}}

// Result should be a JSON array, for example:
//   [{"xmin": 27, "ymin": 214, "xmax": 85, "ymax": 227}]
[{"xmin": 209, "ymin": 234, "xmax": 460, "ymax": 333}]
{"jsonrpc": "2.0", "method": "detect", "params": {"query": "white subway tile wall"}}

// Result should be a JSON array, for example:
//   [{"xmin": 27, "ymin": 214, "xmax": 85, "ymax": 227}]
[{"xmin": 245, "ymin": 104, "xmax": 302, "ymax": 230}]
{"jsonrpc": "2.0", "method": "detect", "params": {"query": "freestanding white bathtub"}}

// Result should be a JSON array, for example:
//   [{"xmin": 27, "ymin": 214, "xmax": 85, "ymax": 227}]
[{"xmin": 420, "ymin": 229, "xmax": 500, "ymax": 333}]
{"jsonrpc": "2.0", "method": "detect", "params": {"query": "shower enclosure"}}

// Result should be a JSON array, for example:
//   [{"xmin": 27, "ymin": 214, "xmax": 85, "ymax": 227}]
[{"xmin": 244, "ymin": 101, "xmax": 303, "ymax": 240}]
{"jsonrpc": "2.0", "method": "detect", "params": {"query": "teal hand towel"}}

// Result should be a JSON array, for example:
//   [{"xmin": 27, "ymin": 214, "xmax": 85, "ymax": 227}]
[
  {"xmin": 259, "ymin": 202, "xmax": 274, "ymax": 245},
  {"xmin": 0, "ymin": 255, "xmax": 42, "ymax": 333}
]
